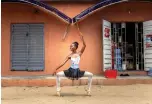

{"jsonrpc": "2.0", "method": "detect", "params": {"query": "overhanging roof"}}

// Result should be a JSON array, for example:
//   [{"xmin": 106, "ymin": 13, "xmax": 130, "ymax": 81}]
[
  {"xmin": 2, "ymin": 0, "xmax": 72, "ymax": 24},
  {"xmin": 73, "ymin": 0, "xmax": 124, "ymax": 23},
  {"xmin": 2, "ymin": 0, "xmax": 152, "ymax": 24},
  {"xmin": 73, "ymin": 0, "xmax": 152, "ymax": 24}
]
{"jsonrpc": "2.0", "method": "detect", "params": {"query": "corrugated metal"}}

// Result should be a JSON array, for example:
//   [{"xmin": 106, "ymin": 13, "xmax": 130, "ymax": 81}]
[
  {"xmin": 11, "ymin": 24, "xmax": 29, "ymax": 70},
  {"xmin": 11, "ymin": 24, "xmax": 44, "ymax": 71},
  {"xmin": 143, "ymin": 20, "xmax": 152, "ymax": 71},
  {"xmin": 28, "ymin": 24, "xmax": 44, "ymax": 71}
]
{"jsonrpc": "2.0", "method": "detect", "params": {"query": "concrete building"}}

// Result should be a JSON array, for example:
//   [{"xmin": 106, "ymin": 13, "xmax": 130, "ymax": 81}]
[{"xmin": 2, "ymin": 0, "xmax": 152, "ymax": 86}]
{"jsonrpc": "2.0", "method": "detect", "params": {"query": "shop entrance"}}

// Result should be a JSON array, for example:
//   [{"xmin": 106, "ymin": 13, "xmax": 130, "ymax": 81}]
[
  {"xmin": 103, "ymin": 20, "xmax": 152, "ymax": 72},
  {"xmin": 111, "ymin": 22, "xmax": 144, "ymax": 71}
]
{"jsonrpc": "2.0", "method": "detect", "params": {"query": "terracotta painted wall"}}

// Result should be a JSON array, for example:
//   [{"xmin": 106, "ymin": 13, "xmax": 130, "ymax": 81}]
[
  {"xmin": 46, "ymin": 2, "xmax": 94, "ymax": 18},
  {"xmin": 1, "ymin": 2, "xmax": 152, "ymax": 76}
]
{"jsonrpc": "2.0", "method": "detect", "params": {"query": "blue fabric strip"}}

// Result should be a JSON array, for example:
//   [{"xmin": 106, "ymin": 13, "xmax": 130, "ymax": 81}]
[
  {"xmin": 73, "ymin": 0, "xmax": 122, "ymax": 23},
  {"xmin": 2, "ymin": 0, "xmax": 152, "ymax": 24},
  {"xmin": 2, "ymin": 0, "xmax": 72, "ymax": 23}
]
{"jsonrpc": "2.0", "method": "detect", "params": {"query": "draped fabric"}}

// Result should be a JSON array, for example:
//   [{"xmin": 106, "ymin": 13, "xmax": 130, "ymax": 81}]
[
  {"xmin": 2, "ymin": 0, "xmax": 152, "ymax": 24},
  {"xmin": 2, "ymin": 0, "xmax": 72, "ymax": 23}
]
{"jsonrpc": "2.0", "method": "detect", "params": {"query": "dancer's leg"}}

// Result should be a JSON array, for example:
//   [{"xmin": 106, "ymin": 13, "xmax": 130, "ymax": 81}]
[
  {"xmin": 56, "ymin": 71, "xmax": 65, "ymax": 96},
  {"xmin": 83, "ymin": 71, "xmax": 93, "ymax": 94}
]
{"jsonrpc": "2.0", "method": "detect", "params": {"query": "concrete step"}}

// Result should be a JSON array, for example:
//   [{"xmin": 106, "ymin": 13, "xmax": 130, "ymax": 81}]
[
  {"xmin": 2, "ymin": 75, "xmax": 152, "ymax": 87},
  {"xmin": 118, "ymin": 71, "xmax": 147, "ymax": 76}
]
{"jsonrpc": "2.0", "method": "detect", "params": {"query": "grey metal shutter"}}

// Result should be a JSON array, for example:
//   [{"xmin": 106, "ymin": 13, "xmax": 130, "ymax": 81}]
[
  {"xmin": 11, "ymin": 24, "xmax": 28, "ymax": 70},
  {"xmin": 28, "ymin": 24, "xmax": 44, "ymax": 71}
]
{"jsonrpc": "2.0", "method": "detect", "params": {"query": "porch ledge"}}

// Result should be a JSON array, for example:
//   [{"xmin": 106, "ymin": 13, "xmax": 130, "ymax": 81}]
[
  {"xmin": 2, "ymin": 75, "xmax": 152, "ymax": 87},
  {"xmin": 2, "ymin": 75, "xmax": 152, "ymax": 79}
]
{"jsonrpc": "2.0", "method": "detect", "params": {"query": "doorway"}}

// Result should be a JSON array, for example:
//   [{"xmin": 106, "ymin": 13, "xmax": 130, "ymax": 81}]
[{"xmin": 111, "ymin": 22, "xmax": 144, "ymax": 71}]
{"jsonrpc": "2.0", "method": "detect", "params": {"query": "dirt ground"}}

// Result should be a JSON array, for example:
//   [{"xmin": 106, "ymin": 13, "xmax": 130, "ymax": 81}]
[{"xmin": 2, "ymin": 84, "xmax": 152, "ymax": 104}]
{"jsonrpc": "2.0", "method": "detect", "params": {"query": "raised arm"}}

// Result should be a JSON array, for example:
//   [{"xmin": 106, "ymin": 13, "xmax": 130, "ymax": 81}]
[
  {"xmin": 79, "ymin": 34, "xmax": 86, "ymax": 56},
  {"xmin": 76, "ymin": 23, "xmax": 86, "ymax": 56}
]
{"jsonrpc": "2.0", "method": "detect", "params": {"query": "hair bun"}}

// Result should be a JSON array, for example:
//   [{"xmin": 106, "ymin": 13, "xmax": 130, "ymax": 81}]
[
  {"xmin": 77, "ymin": 42, "xmax": 79, "ymax": 45},
  {"xmin": 75, "ymin": 42, "xmax": 79, "ymax": 46},
  {"xmin": 73, "ymin": 41, "xmax": 79, "ymax": 48}
]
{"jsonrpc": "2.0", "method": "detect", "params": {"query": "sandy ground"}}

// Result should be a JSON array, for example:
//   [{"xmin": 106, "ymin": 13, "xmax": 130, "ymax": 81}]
[{"xmin": 2, "ymin": 84, "xmax": 152, "ymax": 104}]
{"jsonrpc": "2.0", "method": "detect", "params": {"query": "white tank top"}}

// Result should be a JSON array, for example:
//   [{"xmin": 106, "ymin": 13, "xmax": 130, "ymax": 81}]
[{"xmin": 70, "ymin": 55, "xmax": 80, "ymax": 69}]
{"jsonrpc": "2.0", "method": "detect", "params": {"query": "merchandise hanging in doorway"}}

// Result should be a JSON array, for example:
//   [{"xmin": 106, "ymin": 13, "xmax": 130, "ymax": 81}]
[{"xmin": 111, "ymin": 22, "xmax": 144, "ymax": 71}]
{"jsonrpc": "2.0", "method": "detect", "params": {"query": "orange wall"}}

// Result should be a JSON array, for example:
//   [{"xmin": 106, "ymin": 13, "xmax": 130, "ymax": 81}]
[
  {"xmin": 46, "ymin": 2, "xmax": 94, "ymax": 18},
  {"xmin": 1, "ymin": 2, "xmax": 152, "ymax": 76}
]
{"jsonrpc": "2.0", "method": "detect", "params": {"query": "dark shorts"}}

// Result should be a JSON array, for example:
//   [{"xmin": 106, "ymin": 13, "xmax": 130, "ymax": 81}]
[{"xmin": 64, "ymin": 67, "xmax": 85, "ymax": 80}]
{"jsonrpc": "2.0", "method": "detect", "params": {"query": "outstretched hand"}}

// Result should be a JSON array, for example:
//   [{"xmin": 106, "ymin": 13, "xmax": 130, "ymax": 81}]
[{"xmin": 78, "ymin": 32, "xmax": 85, "ymax": 43}]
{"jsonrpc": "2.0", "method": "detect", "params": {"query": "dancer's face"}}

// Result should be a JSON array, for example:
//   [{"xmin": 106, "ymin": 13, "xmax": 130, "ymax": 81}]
[{"xmin": 70, "ymin": 43, "xmax": 76, "ymax": 52}]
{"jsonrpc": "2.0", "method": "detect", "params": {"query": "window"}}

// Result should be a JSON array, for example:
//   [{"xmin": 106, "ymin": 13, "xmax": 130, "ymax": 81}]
[{"xmin": 11, "ymin": 24, "xmax": 44, "ymax": 71}]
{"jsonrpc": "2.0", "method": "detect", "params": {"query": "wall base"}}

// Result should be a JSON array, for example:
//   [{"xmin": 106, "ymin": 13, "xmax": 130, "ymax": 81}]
[{"xmin": 2, "ymin": 75, "xmax": 152, "ymax": 87}]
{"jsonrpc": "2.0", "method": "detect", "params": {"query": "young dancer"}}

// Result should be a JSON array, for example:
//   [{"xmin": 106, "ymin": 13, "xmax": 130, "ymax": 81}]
[{"xmin": 53, "ymin": 31, "xmax": 93, "ymax": 96}]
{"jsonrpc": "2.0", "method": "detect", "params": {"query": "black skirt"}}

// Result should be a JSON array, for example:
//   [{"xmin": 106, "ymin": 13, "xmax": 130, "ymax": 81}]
[{"xmin": 64, "ymin": 67, "xmax": 85, "ymax": 80}]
